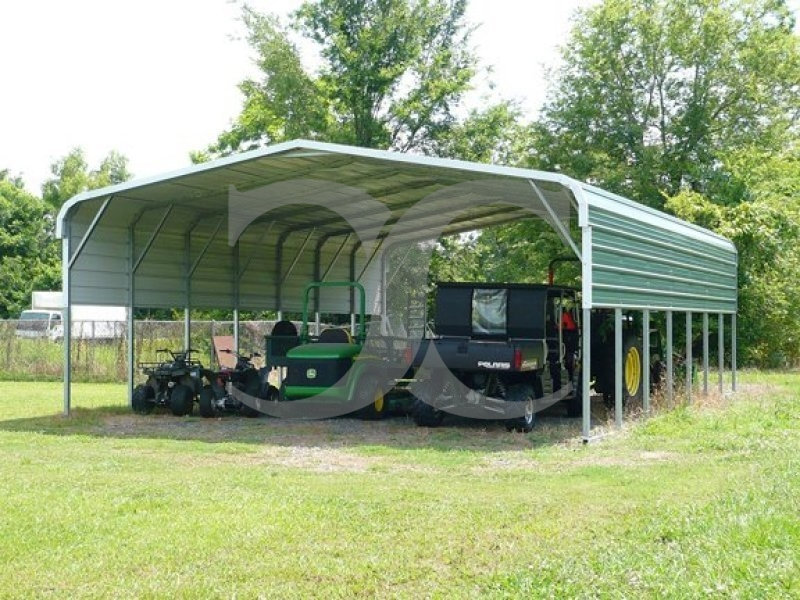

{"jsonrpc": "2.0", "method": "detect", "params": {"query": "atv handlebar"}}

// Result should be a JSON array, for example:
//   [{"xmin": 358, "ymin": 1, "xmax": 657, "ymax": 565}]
[
  {"xmin": 220, "ymin": 348, "xmax": 262, "ymax": 360},
  {"xmin": 157, "ymin": 348, "xmax": 199, "ymax": 360}
]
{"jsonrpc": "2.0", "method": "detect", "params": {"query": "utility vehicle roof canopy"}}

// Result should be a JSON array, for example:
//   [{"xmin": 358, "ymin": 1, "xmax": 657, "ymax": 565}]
[{"xmin": 56, "ymin": 139, "xmax": 737, "ymax": 315}]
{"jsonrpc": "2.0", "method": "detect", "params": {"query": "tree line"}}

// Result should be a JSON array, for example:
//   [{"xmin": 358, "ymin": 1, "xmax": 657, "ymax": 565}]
[{"xmin": 2, "ymin": 0, "xmax": 798, "ymax": 366}]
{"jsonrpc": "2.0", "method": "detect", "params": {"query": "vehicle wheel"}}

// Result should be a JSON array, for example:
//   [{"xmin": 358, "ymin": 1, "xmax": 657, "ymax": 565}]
[
  {"xmin": 601, "ymin": 334, "xmax": 644, "ymax": 409},
  {"xmin": 132, "ymin": 384, "xmax": 155, "ymax": 415},
  {"xmin": 623, "ymin": 334, "xmax": 644, "ymax": 405},
  {"xmin": 411, "ymin": 398, "xmax": 444, "ymax": 427},
  {"xmin": 356, "ymin": 375, "xmax": 387, "ymax": 420},
  {"xmin": 505, "ymin": 382, "xmax": 536, "ymax": 433},
  {"xmin": 198, "ymin": 385, "xmax": 218, "ymax": 418},
  {"xmin": 239, "ymin": 403, "xmax": 261, "ymax": 418},
  {"xmin": 237, "ymin": 373, "xmax": 263, "ymax": 418},
  {"xmin": 169, "ymin": 384, "xmax": 194, "ymax": 416},
  {"xmin": 566, "ymin": 369, "xmax": 582, "ymax": 418}
]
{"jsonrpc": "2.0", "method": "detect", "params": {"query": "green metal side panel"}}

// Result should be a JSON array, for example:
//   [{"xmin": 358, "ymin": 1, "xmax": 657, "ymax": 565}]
[{"xmin": 585, "ymin": 190, "xmax": 737, "ymax": 313}]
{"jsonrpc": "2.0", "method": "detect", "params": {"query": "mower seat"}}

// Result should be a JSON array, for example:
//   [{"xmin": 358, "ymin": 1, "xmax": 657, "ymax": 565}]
[{"xmin": 318, "ymin": 328, "xmax": 352, "ymax": 344}]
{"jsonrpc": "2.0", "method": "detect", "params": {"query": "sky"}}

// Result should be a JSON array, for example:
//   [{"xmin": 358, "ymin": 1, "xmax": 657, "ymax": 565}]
[{"xmin": 0, "ymin": 0, "xmax": 797, "ymax": 195}]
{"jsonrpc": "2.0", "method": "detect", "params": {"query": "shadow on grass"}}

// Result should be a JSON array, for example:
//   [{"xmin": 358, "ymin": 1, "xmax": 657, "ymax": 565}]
[{"xmin": 0, "ymin": 401, "xmax": 608, "ymax": 453}]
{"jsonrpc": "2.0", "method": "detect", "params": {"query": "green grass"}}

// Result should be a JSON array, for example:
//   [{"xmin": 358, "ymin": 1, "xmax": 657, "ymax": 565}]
[{"xmin": 0, "ymin": 373, "xmax": 798, "ymax": 598}]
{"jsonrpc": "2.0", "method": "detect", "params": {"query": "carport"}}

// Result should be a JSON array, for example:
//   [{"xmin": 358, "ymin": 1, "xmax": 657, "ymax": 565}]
[{"xmin": 56, "ymin": 140, "xmax": 738, "ymax": 439}]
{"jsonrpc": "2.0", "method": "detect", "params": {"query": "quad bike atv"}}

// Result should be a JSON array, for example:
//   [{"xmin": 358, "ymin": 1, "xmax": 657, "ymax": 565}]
[
  {"xmin": 132, "ymin": 348, "xmax": 204, "ymax": 416},
  {"xmin": 198, "ymin": 349, "xmax": 271, "ymax": 418}
]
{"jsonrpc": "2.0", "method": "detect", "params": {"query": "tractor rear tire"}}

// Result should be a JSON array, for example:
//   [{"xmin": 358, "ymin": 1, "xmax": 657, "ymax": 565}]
[
  {"xmin": 170, "ymin": 384, "xmax": 194, "ymax": 416},
  {"xmin": 505, "ymin": 382, "xmax": 536, "ymax": 433},
  {"xmin": 198, "ymin": 385, "xmax": 218, "ymax": 418},
  {"xmin": 601, "ymin": 333, "xmax": 644, "ymax": 409},
  {"xmin": 132, "ymin": 384, "xmax": 154, "ymax": 415}
]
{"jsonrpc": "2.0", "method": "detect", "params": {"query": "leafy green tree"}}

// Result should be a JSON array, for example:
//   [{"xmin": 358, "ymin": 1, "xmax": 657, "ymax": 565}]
[
  {"xmin": 200, "ymin": 0, "xmax": 476, "ymax": 157},
  {"xmin": 0, "ymin": 174, "xmax": 60, "ymax": 318},
  {"xmin": 532, "ymin": 0, "xmax": 800, "ymax": 208},
  {"xmin": 42, "ymin": 148, "xmax": 131, "ymax": 208}
]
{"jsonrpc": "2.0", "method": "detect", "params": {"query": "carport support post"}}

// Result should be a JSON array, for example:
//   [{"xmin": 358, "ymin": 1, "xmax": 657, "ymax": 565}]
[
  {"xmin": 702, "ymin": 313, "xmax": 709, "ymax": 395},
  {"xmin": 732, "ymin": 314, "xmax": 737, "ymax": 392},
  {"xmin": 666, "ymin": 311, "xmax": 674, "ymax": 404},
  {"xmin": 642, "ymin": 309, "xmax": 650, "ymax": 414},
  {"xmin": 349, "ymin": 243, "xmax": 359, "ymax": 336},
  {"xmin": 127, "ymin": 225, "xmax": 135, "ymax": 406},
  {"xmin": 718, "ymin": 314, "xmax": 724, "ymax": 394},
  {"xmin": 233, "ymin": 242, "xmax": 239, "ymax": 354},
  {"xmin": 62, "ymin": 228, "xmax": 71, "ymax": 416},
  {"xmin": 581, "ymin": 308, "xmax": 591, "ymax": 440},
  {"xmin": 686, "ymin": 312, "xmax": 692, "ymax": 404},
  {"xmin": 614, "ymin": 308, "xmax": 623, "ymax": 428},
  {"xmin": 184, "ymin": 233, "xmax": 191, "ymax": 351}
]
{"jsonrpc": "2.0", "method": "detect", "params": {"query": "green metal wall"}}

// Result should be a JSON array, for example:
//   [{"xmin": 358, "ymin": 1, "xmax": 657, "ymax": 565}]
[{"xmin": 584, "ymin": 188, "xmax": 737, "ymax": 313}]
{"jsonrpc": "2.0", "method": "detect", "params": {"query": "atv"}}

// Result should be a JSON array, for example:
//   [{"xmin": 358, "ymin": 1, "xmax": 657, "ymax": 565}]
[
  {"xmin": 198, "ymin": 349, "xmax": 271, "ymax": 418},
  {"xmin": 132, "ymin": 348, "xmax": 204, "ymax": 416}
]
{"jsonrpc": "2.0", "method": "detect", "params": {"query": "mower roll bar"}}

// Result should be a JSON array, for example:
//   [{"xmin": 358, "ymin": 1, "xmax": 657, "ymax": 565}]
[{"xmin": 300, "ymin": 281, "xmax": 366, "ymax": 344}]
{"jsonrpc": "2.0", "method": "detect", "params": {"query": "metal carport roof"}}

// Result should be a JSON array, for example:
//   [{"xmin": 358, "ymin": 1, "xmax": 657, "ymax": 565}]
[
  {"xmin": 55, "ymin": 139, "xmax": 738, "ymax": 437},
  {"xmin": 56, "ymin": 139, "xmax": 737, "ymax": 314}
]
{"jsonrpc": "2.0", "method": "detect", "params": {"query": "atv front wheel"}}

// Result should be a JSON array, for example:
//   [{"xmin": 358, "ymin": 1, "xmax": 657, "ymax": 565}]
[{"xmin": 170, "ymin": 384, "xmax": 194, "ymax": 416}]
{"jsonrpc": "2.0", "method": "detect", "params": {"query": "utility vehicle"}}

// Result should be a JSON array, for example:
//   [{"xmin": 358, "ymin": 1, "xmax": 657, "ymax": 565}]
[
  {"xmin": 132, "ymin": 348, "xmax": 204, "ymax": 416},
  {"xmin": 265, "ymin": 281, "xmax": 408, "ymax": 419},
  {"xmin": 408, "ymin": 282, "xmax": 646, "ymax": 431}
]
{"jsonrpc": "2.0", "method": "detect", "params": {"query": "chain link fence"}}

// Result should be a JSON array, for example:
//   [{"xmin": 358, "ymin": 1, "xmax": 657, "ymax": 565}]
[{"xmin": 0, "ymin": 320, "xmax": 297, "ymax": 383}]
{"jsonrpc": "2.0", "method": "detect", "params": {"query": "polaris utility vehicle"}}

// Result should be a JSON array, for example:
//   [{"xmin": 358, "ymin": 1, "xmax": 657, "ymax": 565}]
[
  {"xmin": 408, "ymin": 283, "xmax": 583, "ymax": 432},
  {"xmin": 198, "ymin": 349, "xmax": 269, "ymax": 418},
  {"xmin": 132, "ymin": 348, "xmax": 204, "ymax": 416},
  {"xmin": 266, "ymin": 281, "xmax": 407, "ymax": 419},
  {"xmin": 408, "ymin": 282, "xmax": 648, "ymax": 431}
]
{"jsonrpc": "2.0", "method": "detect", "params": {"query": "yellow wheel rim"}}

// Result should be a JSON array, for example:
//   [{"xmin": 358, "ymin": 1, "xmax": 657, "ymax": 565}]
[
  {"xmin": 625, "ymin": 346, "xmax": 641, "ymax": 396},
  {"xmin": 374, "ymin": 390, "xmax": 384, "ymax": 413}
]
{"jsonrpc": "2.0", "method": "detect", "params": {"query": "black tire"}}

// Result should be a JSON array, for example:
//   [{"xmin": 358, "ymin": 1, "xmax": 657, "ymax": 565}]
[
  {"xmin": 411, "ymin": 398, "xmax": 444, "ymax": 427},
  {"xmin": 566, "ymin": 369, "xmax": 582, "ymax": 418},
  {"xmin": 505, "ymin": 382, "xmax": 536, "ymax": 433},
  {"xmin": 169, "ymin": 384, "xmax": 194, "ymax": 416},
  {"xmin": 355, "ymin": 375, "xmax": 387, "ymax": 420},
  {"xmin": 239, "ymin": 404, "xmax": 261, "ymax": 418},
  {"xmin": 132, "ymin": 384, "xmax": 155, "ymax": 415},
  {"xmin": 238, "ymin": 371, "xmax": 263, "ymax": 417},
  {"xmin": 198, "ymin": 385, "xmax": 218, "ymax": 418}
]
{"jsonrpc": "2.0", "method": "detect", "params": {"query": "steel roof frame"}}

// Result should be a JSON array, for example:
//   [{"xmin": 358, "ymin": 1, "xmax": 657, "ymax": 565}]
[{"xmin": 55, "ymin": 140, "xmax": 738, "ymax": 441}]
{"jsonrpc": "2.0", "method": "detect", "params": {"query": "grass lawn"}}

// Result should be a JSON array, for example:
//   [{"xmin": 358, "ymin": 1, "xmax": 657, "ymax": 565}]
[{"xmin": 0, "ymin": 372, "xmax": 798, "ymax": 598}]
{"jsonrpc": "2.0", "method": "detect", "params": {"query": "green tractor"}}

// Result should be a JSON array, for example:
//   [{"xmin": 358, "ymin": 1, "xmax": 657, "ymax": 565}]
[{"xmin": 267, "ymin": 281, "xmax": 406, "ymax": 419}]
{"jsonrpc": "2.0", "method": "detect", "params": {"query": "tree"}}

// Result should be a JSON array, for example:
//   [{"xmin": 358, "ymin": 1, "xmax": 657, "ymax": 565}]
[
  {"xmin": 199, "ymin": 0, "xmax": 476, "ymax": 157},
  {"xmin": 0, "ymin": 174, "xmax": 60, "ymax": 318},
  {"xmin": 42, "ymin": 148, "xmax": 131, "ymax": 208},
  {"xmin": 532, "ymin": 0, "xmax": 800, "ymax": 208}
]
